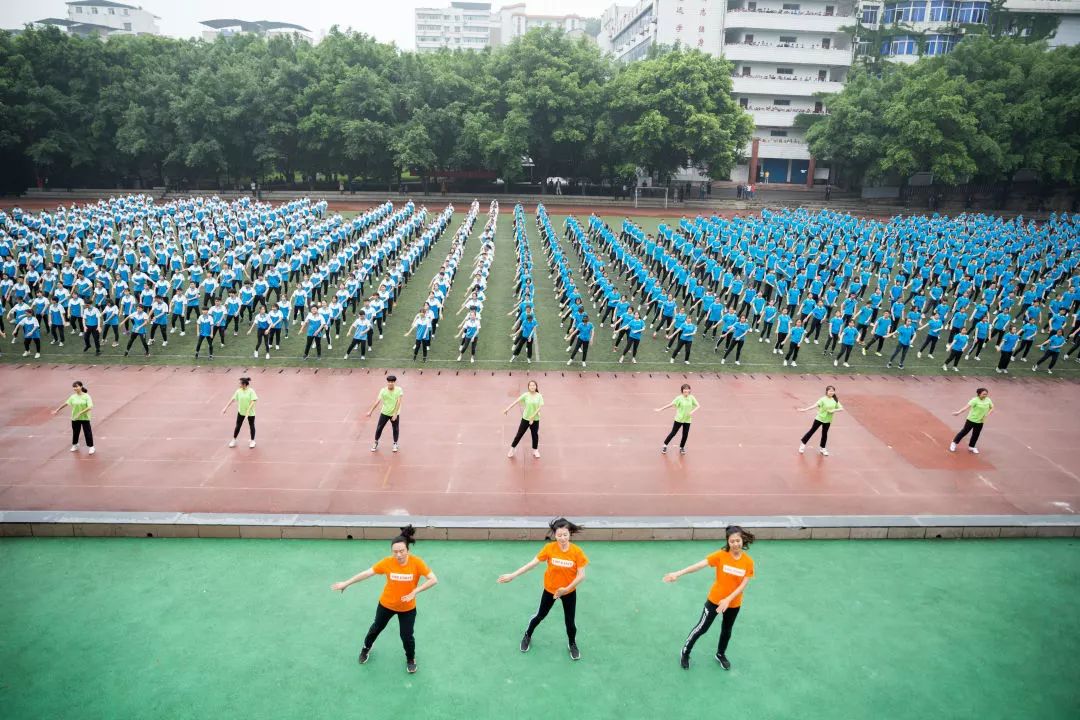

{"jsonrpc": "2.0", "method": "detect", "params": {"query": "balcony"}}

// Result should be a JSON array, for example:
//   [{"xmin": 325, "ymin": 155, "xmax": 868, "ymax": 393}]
[
  {"xmin": 723, "ymin": 42, "xmax": 853, "ymax": 66},
  {"xmin": 723, "ymin": 9, "xmax": 853, "ymax": 33},
  {"xmin": 747, "ymin": 107, "xmax": 828, "ymax": 127},
  {"xmin": 732, "ymin": 75, "xmax": 844, "ymax": 96},
  {"xmin": 746, "ymin": 139, "xmax": 812, "ymax": 160},
  {"xmin": 1003, "ymin": 0, "xmax": 1080, "ymax": 12}
]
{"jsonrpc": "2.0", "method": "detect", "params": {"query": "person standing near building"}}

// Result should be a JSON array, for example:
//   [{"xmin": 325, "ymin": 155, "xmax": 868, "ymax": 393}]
[
  {"xmin": 222, "ymin": 376, "xmax": 258, "ymax": 448},
  {"xmin": 503, "ymin": 379, "xmax": 543, "ymax": 459},
  {"xmin": 368, "ymin": 374, "xmax": 403, "ymax": 453},
  {"xmin": 664, "ymin": 525, "xmax": 755, "ymax": 671},
  {"xmin": 949, "ymin": 387, "xmax": 993, "ymax": 454},
  {"xmin": 52, "ymin": 380, "xmax": 94, "ymax": 455},
  {"xmin": 656, "ymin": 383, "xmax": 700, "ymax": 455}
]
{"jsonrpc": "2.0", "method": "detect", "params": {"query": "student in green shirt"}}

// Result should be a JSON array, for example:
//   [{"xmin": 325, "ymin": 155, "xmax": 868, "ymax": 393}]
[
  {"xmin": 222, "ymin": 377, "xmax": 258, "ymax": 448},
  {"xmin": 368, "ymin": 374, "xmax": 404, "ymax": 453},
  {"xmin": 503, "ymin": 380, "xmax": 544, "ymax": 458},
  {"xmin": 656, "ymin": 383, "xmax": 700, "ymax": 455},
  {"xmin": 950, "ymin": 387, "xmax": 993, "ymax": 454},
  {"xmin": 52, "ymin": 380, "xmax": 94, "ymax": 455},
  {"xmin": 797, "ymin": 385, "xmax": 843, "ymax": 456}
]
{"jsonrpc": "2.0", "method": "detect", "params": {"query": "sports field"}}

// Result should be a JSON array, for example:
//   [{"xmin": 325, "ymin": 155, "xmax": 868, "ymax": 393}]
[
  {"xmin": 1, "ymin": 537, "xmax": 1077, "ymax": 719},
  {"xmin": 5, "ymin": 207, "xmax": 1074, "ymax": 378}
]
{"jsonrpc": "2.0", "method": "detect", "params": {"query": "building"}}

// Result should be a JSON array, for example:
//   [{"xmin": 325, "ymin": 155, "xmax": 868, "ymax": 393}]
[
  {"xmin": 200, "ymin": 19, "xmax": 313, "ymax": 42},
  {"xmin": 33, "ymin": 1, "xmax": 160, "ymax": 38},
  {"xmin": 492, "ymin": 3, "xmax": 589, "ymax": 45},
  {"xmin": 415, "ymin": 2, "xmax": 495, "ymax": 52},
  {"xmin": 600, "ymin": 0, "xmax": 853, "ymax": 184}
]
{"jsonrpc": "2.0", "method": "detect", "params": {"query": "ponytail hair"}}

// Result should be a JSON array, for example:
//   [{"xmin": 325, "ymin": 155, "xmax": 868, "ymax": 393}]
[
  {"xmin": 724, "ymin": 525, "xmax": 755, "ymax": 551},
  {"xmin": 546, "ymin": 517, "xmax": 582, "ymax": 540},
  {"xmin": 72, "ymin": 380, "xmax": 87, "ymax": 393},
  {"xmin": 825, "ymin": 384, "xmax": 839, "ymax": 405},
  {"xmin": 391, "ymin": 524, "xmax": 416, "ymax": 548}
]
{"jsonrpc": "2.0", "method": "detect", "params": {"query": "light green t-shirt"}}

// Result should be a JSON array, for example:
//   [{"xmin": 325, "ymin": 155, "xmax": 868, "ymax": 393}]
[
  {"xmin": 379, "ymin": 386, "xmax": 403, "ymax": 416},
  {"xmin": 816, "ymin": 396, "xmax": 842, "ymax": 424},
  {"xmin": 67, "ymin": 393, "xmax": 93, "ymax": 421},
  {"xmin": 233, "ymin": 388, "xmax": 258, "ymax": 417},
  {"xmin": 672, "ymin": 394, "xmax": 699, "ymax": 423},
  {"xmin": 518, "ymin": 392, "xmax": 544, "ymax": 421},
  {"xmin": 966, "ymin": 396, "xmax": 993, "ymax": 423}
]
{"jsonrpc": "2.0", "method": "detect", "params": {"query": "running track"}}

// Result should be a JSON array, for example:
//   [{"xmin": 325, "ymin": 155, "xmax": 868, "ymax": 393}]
[{"xmin": 1, "ymin": 365, "xmax": 1078, "ymax": 518}]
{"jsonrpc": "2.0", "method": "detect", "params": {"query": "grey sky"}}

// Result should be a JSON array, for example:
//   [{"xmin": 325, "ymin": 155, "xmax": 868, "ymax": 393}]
[{"xmin": 0, "ymin": 0, "xmax": 614, "ymax": 48}]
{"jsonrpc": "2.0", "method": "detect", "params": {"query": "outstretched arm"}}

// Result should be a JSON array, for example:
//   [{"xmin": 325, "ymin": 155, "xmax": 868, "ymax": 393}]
[
  {"xmin": 497, "ymin": 557, "xmax": 541, "ymax": 583},
  {"xmin": 331, "ymin": 568, "xmax": 376, "ymax": 592},
  {"xmin": 662, "ymin": 559, "xmax": 708, "ymax": 583}
]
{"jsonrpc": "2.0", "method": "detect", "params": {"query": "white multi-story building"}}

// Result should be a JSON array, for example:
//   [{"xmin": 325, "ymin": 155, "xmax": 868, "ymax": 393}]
[
  {"xmin": 492, "ymin": 3, "xmax": 589, "ymax": 45},
  {"xmin": 199, "ymin": 19, "xmax": 313, "ymax": 42},
  {"xmin": 600, "ymin": 0, "xmax": 853, "ymax": 184},
  {"xmin": 415, "ymin": 2, "xmax": 496, "ymax": 52},
  {"xmin": 34, "ymin": 1, "xmax": 160, "ymax": 38}
]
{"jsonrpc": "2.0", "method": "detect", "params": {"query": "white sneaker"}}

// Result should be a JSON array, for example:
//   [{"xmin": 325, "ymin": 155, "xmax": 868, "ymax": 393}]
[
  {"xmin": 834, "ymin": 359, "xmax": 838, "ymax": 367},
  {"xmin": 162, "ymin": 341, "xmax": 167, "ymax": 347},
  {"xmin": 392, "ymin": 443, "xmax": 399, "ymax": 453},
  {"xmin": 819, "ymin": 448, "xmax": 830, "ymax": 456},
  {"xmin": 88, "ymin": 447, "xmax": 95, "ymax": 455},
  {"xmin": 843, "ymin": 362, "xmax": 850, "ymax": 368},
  {"xmin": 791, "ymin": 361, "xmax": 797, "ymax": 367},
  {"xmin": 917, "ymin": 351, "xmax": 922, "ymax": 358},
  {"xmin": 249, "ymin": 441, "xmax": 256, "ymax": 449},
  {"xmin": 734, "ymin": 360, "xmax": 740, "ymax": 366},
  {"xmin": 672, "ymin": 358, "xmax": 676, "ymax": 364},
  {"xmin": 457, "ymin": 355, "xmax": 463, "ymax": 362},
  {"xmin": 265, "ymin": 353, "xmax": 270, "ymax": 359},
  {"xmin": 783, "ymin": 360, "xmax": 788, "ymax": 366},
  {"xmin": 798, "ymin": 443, "xmax": 805, "ymax": 454},
  {"xmin": 59, "ymin": 342, "xmax": 64, "ymax": 347},
  {"xmin": 34, "ymin": 353, "xmax": 40, "ymax": 359},
  {"xmin": 22, "ymin": 351, "xmax": 29, "ymax": 357},
  {"xmin": 253, "ymin": 351, "xmax": 259, "ymax": 359},
  {"xmin": 507, "ymin": 448, "xmax": 514, "ymax": 458},
  {"xmin": 370, "ymin": 442, "xmax": 378, "ymax": 452},
  {"xmin": 228, "ymin": 439, "xmax": 237, "ymax": 448},
  {"xmin": 470, "ymin": 357, "xmax": 475, "ymax": 363},
  {"xmin": 619, "ymin": 356, "xmax": 624, "ymax": 364},
  {"xmin": 276, "ymin": 345, "xmax": 281, "ymax": 350},
  {"xmin": 968, "ymin": 447, "xmax": 980, "ymax": 454},
  {"xmin": 953, "ymin": 366, "xmax": 959, "ymax": 372},
  {"xmin": 631, "ymin": 357, "xmax": 637, "ymax": 363},
  {"xmin": 344, "ymin": 355, "xmax": 349, "ymax": 360},
  {"xmin": 532, "ymin": 449, "xmax": 540, "ymax": 458},
  {"xmin": 720, "ymin": 358, "xmax": 725, "ymax": 365},
  {"xmin": 567, "ymin": 359, "xmax": 572, "ymax": 365},
  {"xmin": 949, "ymin": 442, "xmax": 956, "ymax": 452},
  {"xmin": 70, "ymin": 445, "xmax": 78, "ymax": 452}
]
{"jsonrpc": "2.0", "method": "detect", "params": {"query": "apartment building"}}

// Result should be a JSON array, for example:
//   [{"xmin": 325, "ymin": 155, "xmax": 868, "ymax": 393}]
[{"xmin": 34, "ymin": 0, "xmax": 160, "ymax": 38}]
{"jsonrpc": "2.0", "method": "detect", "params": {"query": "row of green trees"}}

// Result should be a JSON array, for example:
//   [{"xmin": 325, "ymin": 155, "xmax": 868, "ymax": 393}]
[
  {"xmin": 0, "ymin": 26, "xmax": 752, "ymax": 193},
  {"xmin": 803, "ymin": 37, "xmax": 1080, "ymax": 187}
]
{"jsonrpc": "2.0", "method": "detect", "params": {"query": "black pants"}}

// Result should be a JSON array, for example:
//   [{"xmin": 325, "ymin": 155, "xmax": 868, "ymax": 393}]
[
  {"xmin": 944, "ymin": 349, "xmax": 963, "ymax": 368},
  {"xmin": 867, "ymin": 334, "xmax": 885, "ymax": 353},
  {"xmin": 346, "ymin": 338, "xmax": 368, "ymax": 357},
  {"xmin": 71, "ymin": 420, "xmax": 94, "ymax": 447},
  {"xmin": 953, "ymin": 419, "xmax": 983, "ymax": 447},
  {"xmin": 511, "ymin": 419, "xmax": 540, "ymax": 449},
  {"xmin": 512, "ymin": 334, "xmax": 534, "ymax": 359},
  {"xmin": 304, "ymin": 336, "xmax": 323, "ymax": 357},
  {"xmin": 569, "ymin": 338, "xmax": 589, "ymax": 362},
  {"xmin": 1033, "ymin": 350, "xmax": 1059, "ymax": 370},
  {"xmin": 363, "ymin": 603, "xmax": 416, "ymax": 662},
  {"xmin": 997, "ymin": 350, "xmax": 1013, "ymax": 370},
  {"xmin": 150, "ymin": 324, "xmax": 168, "ymax": 342},
  {"xmin": 622, "ymin": 337, "xmax": 640, "ymax": 358},
  {"xmin": 682, "ymin": 601, "xmax": 740, "ymax": 657},
  {"xmin": 836, "ymin": 344, "xmax": 854, "ymax": 363},
  {"xmin": 375, "ymin": 413, "xmax": 400, "ymax": 442},
  {"xmin": 50, "ymin": 324, "xmax": 65, "ymax": 343},
  {"xmin": 459, "ymin": 337, "xmax": 478, "ymax": 357},
  {"xmin": 784, "ymin": 343, "xmax": 800, "ymax": 362},
  {"xmin": 126, "ymin": 333, "xmax": 149, "ymax": 353},
  {"xmin": 103, "ymin": 325, "xmax": 119, "ymax": 342},
  {"xmin": 801, "ymin": 419, "xmax": 831, "ymax": 447},
  {"xmin": 918, "ymin": 336, "xmax": 938, "ymax": 354},
  {"xmin": 664, "ymin": 421, "xmax": 690, "ymax": 448},
  {"xmin": 888, "ymin": 344, "xmax": 910, "ymax": 365},
  {"xmin": 722, "ymin": 339, "xmax": 743, "ymax": 361},
  {"xmin": 672, "ymin": 339, "xmax": 693, "ymax": 361},
  {"xmin": 83, "ymin": 327, "xmax": 101, "ymax": 352},
  {"xmin": 525, "ymin": 589, "xmax": 577, "ymax": 644},
  {"xmin": 255, "ymin": 329, "xmax": 272, "ymax": 352},
  {"xmin": 412, "ymin": 338, "xmax": 430, "ymax": 360},
  {"xmin": 773, "ymin": 331, "xmax": 788, "ymax": 351},
  {"xmin": 760, "ymin": 321, "xmax": 773, "ymax": 341},
  {"xmin": 195, "ymin": 336, "xmax": 214, "ymax": 355},
  {"xmin": 233, "ymin": 414, "xmax": 255, "ymax": 440}
]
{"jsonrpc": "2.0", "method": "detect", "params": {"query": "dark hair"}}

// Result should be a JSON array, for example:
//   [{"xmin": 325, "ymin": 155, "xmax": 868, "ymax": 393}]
[
  {"xmin": 546, "ymin": 517, "xmax": 582, "ymax": 540},
  {"xmin": 239, "ymin": 377, "xmax": 251, "ymax": 386},
  {"xmin": 680, "ymin": 383, "xmax": 691, "ymax": 392},
  {"xmin": 975, "ymin": 387, "xmax": 988, "ymax": 395},
  {"xmin": 723, "ymin": 525, "xmax": 755, "ymax": 551},
  {"xmin": 72, "ymin": 380, "xmax": 87, "ymax": 392},
  {"xmin": 528, "ymin": 380, "xmax": 539, "ymax": 392},
  {"xmin": 825, "ymin": 384, "xmax": 839, "ymax": 404},
  {"xmin": 391, "ymin": 524, "xmax": 416, "ymax": 548},
  {"xmin": 387, "ymin": 374, "xmax": 397, "ymax": 382}
]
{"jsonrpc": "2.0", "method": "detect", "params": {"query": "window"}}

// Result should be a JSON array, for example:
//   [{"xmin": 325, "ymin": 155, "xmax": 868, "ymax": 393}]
[
  {"xmin": 881, "ymin": 35, "xmax": 917, "ymax": 55},
  {"xmin": 123, "ymin": 8, "xmax": 129, "ymax": 15},
  {"xmin": 782, "ymin": 3, "xmax": 801, "ymax": 9},
  {"xmin": 825, "ymin": 5, "xmax": 835, "ymax": 15},
  {"xmin": 821, "ymin": 38, "xmax": 831, "ymax": 49},
  {"xmin": 91, "ymin": 7, "xmax": 98, "ymax": 14},
  {"xmin": 924, "ymin": 33, "xmax": 959, "ymax": 55},
  {"xmin": 124, "ymin": 22, "xmax": 132, "ymax": 31},
  {"xmin": 819, "ymin": 69, "xmax": 828, "ymax": 80},
  {"xmin": 883, "ymin": 1, "xmax": 925, "ymax": 23},
  {"xmin": 777, "ymin": 67, "xmax": 794, "ymax": 74},
  {"xmin": 109, "ymin": 7, "xmax": 115, "ymax": 14},
  {"xmin": 744, "ymin": 33, "xmax": 754, "ymax": 43},
  {"xmin": 739, "ymin": 97, "xmax": 749, "ymax": 108},
  {"xmin": 956, "ymin": 1, "xmax": 989, "ymax": 23},
  {"xmin": 742, "ymin": 66, "xmax": 752, "ymax": 75},
  {"xmin": 773, "ymin": 98, "xmax": 791, "ymax": 106},
  {"xmin": 861, "ymin": 6, "xmax": 879, "ymax": 24},
  {"xmin": 779, "ymin": 35, "xmax": 797, "ymax": 44},
  {"xmin": 929, "ymin": 0, "xmax": 955, "ymax": 21},
  {"xmin": 770, "ymin": 130, "xmax": 788, "ymax": 136},
  {"xmin": 748, "ymin": 2, "xmax": 757, "ymax": 9},
  {"xmin": 76, "ymin": 6, "xmax": 83, "ymax": 12}
]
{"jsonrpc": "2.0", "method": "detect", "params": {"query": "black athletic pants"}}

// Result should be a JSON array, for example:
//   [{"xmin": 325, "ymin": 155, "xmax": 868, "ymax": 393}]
[
  {"xmin": 512, "ymin": 334, "xmax": 534, "ymax": 359},
  {"xmin": 126, "ymin": 333, "xmax": 149, "ymax": 353},
  {"xmin": 511, "ymin": 419, "xmax": 539, "ymax": 449},
  {"xmin": 363, "ymin": 603, "xmax": 416, "ymax": 662},
  {"xmin": 195, "ymin": 336, "xmax": 214, "ymax": 355},
  {"xmin": 801, "ymin": 419, "xmax": 831, "ymax": 447},
  {"xmin": 664, "ymin": 421, "xmax": 690, "ymax": 448},
  {"xmin": 232, "ymin": 414, "xmax": 255, "ymax": 440},
  {"xmin": 525, "ymin": 589, "xmax": 577, "ymax": 644},
  {"xmin": 304, "ymin": 336, "xmax": 323, "ymax": 357},
  {"xmin": 682, "ymin": 601, "xmax": 740, "ymax": 657},
  {"xmin": 83, "ymin": 328, "xmax": 101, "ymax": 352},
  {"xmin": 953, "ymin": 420, "xmax": 983, "ymax": 447},
  {"xmin": 71, "ymin": 420, "xmax": 93, "ymax": 447},
  {"xmin": 375, "ymin": 413, "xmax": 400, "ymax": 442}
]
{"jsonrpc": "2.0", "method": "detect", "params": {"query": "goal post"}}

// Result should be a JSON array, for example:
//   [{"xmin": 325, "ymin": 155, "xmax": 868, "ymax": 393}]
[{"xmin": 633, "ymin": 186, "xmax": 668, "ymax": 209}]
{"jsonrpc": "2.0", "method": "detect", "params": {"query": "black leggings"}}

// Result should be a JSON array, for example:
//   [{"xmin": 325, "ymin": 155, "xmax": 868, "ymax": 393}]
[
  {"xmin": 944, "ymin": 349, "xmax": 963, "ymax": 368},
  {"xmin": 722, "ymin": 339, "xmax": 744, "ymax": 361},
  {"xmin": 622, "ymin": 337, "xmax": 640, "ymax": 358},
  {"xmin": 682, "ymin": 601, "xmax": 740, "ymax": 657},
  {"xmin": 525, "ymin": 589, "xmax": 577, "ymax": 644},
  {"xmin": 195, "ymin": 336, "xmax": 214, "ymax": 355},
  {"xmin": 664, "ymin": 421, "xmax": 690, "ymax": 448},
  {"xmin": 919, "ymin": 336, "xmax": 939, "ymax": 354},
  {"xmin": 375, "ymin": 413, "xmax": 400, "ymax": 442},
  {"xmin": 50, "ymin": 324, "xmax": 65, "ymax": 343},
  {"xmin": 83, "ymin": 327, "xmax": 101, "ymax": 352},
  {"xmin": 888, "ymin": 343, "xmax": 910, "ymax": 365},
  {"xmin": 71, "ymin": 420, "xmax": 94, "ymax": 447},
  {"xmin": 672, "ymin": 339, "xmax": 693, "ymax": 361},
  {"xmin": 125, "ymin": 333, "xmax": 149, "ymax": 353},
  {"xmin": 953, "ymin": 419, "xmax": 983, "ymax": 447},
  {"xmin": 363, "ymin": 603, "xmax": 416, "ymax": 662},
  {"xmin": 801, "ymin": 419, "xmax": 831, "ymax": 447},
  {"xmin": 512, "ymin": 334, "xmax": 534, "ymax": 359},
  {"xmin": 569, "ymin": 338, "xmax": 590, "ymax": 362},
  {"xmin": 1033, "ymin": 350, "xmax": 1060, "ymax": 370},
  {"xmin": 836, "ymin": 344, "xmax": 854, "ymax": 363},
  {"xmin": 459, "ymin": 337, "xmax": 477, "ymax": 357},
  {"xmin": 346, "ymin": 338, "xmax": 368, "ymax": 357},
  {"xmin": 511, "ymin": 419, "xmax": 539, "ymax": 449},
  {"xmin": 233, "ymin": 414, "xmax": 255, "ymax": 440},
  {"xmin": 304, "ymin": 336, "xmax": 323, "ymax": 357},
  {"xmin": 784, "ymin": 343, "xmax": 800, "ymax": 362},
  {"xmin": 413, "ymin": 338, "xmax": 430, "ymax": 360},
  {"xmin": 997, "ymin": 350, "xmax": 1013, "ymax": 370}
]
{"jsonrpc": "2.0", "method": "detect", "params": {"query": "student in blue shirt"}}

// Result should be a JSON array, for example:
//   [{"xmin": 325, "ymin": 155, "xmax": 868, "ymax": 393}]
[
  {"xmin": 1016, "ymin": 321, "xmax": 1039, "ymax": 362},
  {"xmin": 773, "ymin": 311, "xmax": 792, "ymax": 354},
  {"xmin": 862, "ymin": 313, "xmax": 892, "ymax": 356},
  {"xmin": 82, "ymin": 305, "xmax": 102, "ymax": 355},
  {"xmin": 760, "ymin": 301, "xmax": 778, "ymax": 343},
  {"xmin": 917, "ymin": 316, "xmax": 944, "ymax": 359},
  {"xmin": 249, "ymin": 309, "xmax": 272, "ymax": 360},
  {"xmin": 301, "ymin": 307, "xmax": 327, "ymax": 360},
  {"xmin": 943, "ymin": 332, "xmax": 969, "ymax": 372},
  {"xmin": 16, "ymin": 314, "xmax": 41, "ymax": 358},
  {"xmin": 619, "ymin": 310, "xmax": 646, "ymax": 364},
  {"xmin": 669, "ymin": 315, "xmax": 698, "ymax": 365},
  {"xmin": 405, "ymin": 304, "xmax": 433, "ymax": 362},
  {"xmin": 123, "ymin": 307, "xmax": 150, "ymax": 357},
  {"xmin": 511, "ymin": 312, "xmax": 538, "ymax": 363},
  {"xmin": 885, "ymin": 320, "xmax": 916, "ymax": 369},
  {"xmin": 194, "ymin": 309, "xmax": 215, "ymax": 360},
  {"xmin": 834, "ymin": 321, "xmax": 859, "ymax": 367},
  {"xmin": 783, "ymin": 321, "xmax": 805, "ymax": 367},
  {"xmin": 566, "ymin": 314, "xmax": 593, "ymax": 367},
  {"xmin": 718, "ymin": 316, "xmax": 750, "ymax": 365},
  {"xmin": 823, "ymin": 313, "xmax": 843, "ymax": 356},
  {"xmin": 47, "ymin": 298, "xmax": 66, "ymax": 346},
  {"xmin": 457, "ymin": 310, "xmax": 482, "ymax": 363},
  {"xmin": 1032, "ymin": 332, "xmax": 1066, "ymax": 374},
  {"xmin": 149, "ymin": 299, "xmax": 169, "ymax": 347},
  {"xmin": 967, "ymin": 318, "xmax": 990, "ymax": 361}
]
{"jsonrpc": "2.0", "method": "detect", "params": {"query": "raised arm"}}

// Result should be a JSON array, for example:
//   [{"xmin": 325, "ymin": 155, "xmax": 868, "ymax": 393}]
[{"xmin": 330, "ymin": 567, "xmax": 376, "ymax": 592}]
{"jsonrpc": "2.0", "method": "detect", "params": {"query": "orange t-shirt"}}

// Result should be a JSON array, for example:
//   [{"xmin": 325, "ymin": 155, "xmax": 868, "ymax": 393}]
[
  {"xmin": 372, "ymin": 555, "xmax": 431, "ymax": 612},
  {"xmin": 536, "ymin": 542, "xmax": 588, "ymax": 595},
  {"xmin": 706, "ymin": 550, "xmax": 754, "ymax": 607}
]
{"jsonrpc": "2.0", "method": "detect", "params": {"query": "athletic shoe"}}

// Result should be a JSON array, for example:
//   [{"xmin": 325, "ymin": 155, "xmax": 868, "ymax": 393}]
[
  {"xmin": 70, "ymin": 445, "xmax": 78, "ymax": 452},
  {"xmin": 1047, "ymin": 369, "xmax": 1053, "ymax": 375},
  {"xmin": 680, "ymin": 652, "xmax": 690, "ymax": 670},
  {"xmin": 968, "ymin": 447, "xmax": 980, "ymax": 454},
  {"xmin": 1032, "ymin": 365, "xmax": 1037, "ymax": 372},
  {"xmin": 520, "ymin": 634, "xmax": 531, "ymax": 653},
  {"xmin": 953, "ymin": 366, "xmax": 959, "ymax": 372},
  {"xmin": 917, "ymin": 352, "xmax": 922, "ymax": 358},
  {"xmin": 843, "ymin": 362, "xmax": 850, "ymax": 368},
  {"xmin": 392, "ymin": 443, "xmax": 399, "ymax": 453},
  {"xmin": 720, "ymin": 358, "xmax": 725, "ymax": 365},
  {"xmin": 942, "ymin": 365, "xmax": 948, "ymax": 371},
  {"xmin": 734, "ymin": 361, "xmax": 740, "ymax": 366},
  {"xmin": 249, "ymin": 441, "xmax": 256, "ymax": 449},
  {"xmin": 567, "ymin": 359, "xmax": 572, "ymax": 366},
  {"xmin": 899, "ymin": 365, "xmax": 904, "ymax": 369},
  {"xmin": 507, "ymin": 448, "xmax": 514, "ymax": 458},
  {"xmin": 685, "ymin": 360, "xmax": 690, "ymax": 365},
  {"xmin": 875, "ymin": 352, "xmax": 882, "ymax": 357},
  {"xmin": 861, "ymin": 348, "xmax": 867, "ymax": 356},
  {"xmin": 886, "ymin": 362, "xmax": 891, "ymax": 369},
  {"xmin": 927, "ymin": 354, "xmax": 934, "ymax": 359},
  {"xmin": 974, "ymin": 356, "xmax": 980, "ymax": 361},
  {"xmin": 949, "ymin": 442, "xmax": 957, "ymax": 452},
  {"xmin": 798, "ymin": 443, "xmax": 805, "ymax": 454},
  {"xmin": 783, "ymin": 360, "xmax": 788, "ymax": 366},
  {"xmin": 582, "ymin": 362, "xmax": 586, "ymax": 368},
  {"xmin": 679, "ymin": 447, "xmax": 686, "ymax": 455},
  {"xmin": 619, "ymin": 356, "xmax": 625, "ymax": 364},
  {"xmin": 358, "ymin": 647, "xmax": 370, "ymax": 664},
  {"xmin": 814, "ymin": 340, "xmax": 819, "ymax": 344},
  {"xmin": 671, "ymin": 358, "xmax": 675, "ymax": 364},
  {"xmin": 834, "ymin": 359, "xmax": 839, "ymax": 367},
  {"xmin": 715, "ymin": 653, "xmax": 731, "ymax": 670},
  {"xmin": 228, "ymin": 439, "xmax": 237, "ymax": 448},
  {"xmin": 568, "ymin": 643, "xmax": 581, "ymax": 661},
  {"xmin": 254, "ymin": 351, "xmax": 259, "ymax": 359},
  {"xmin": 370, "ymin": 442, "xmax": 378, "ymax": 452},
  {"xmin": 995, "ymin": 368, "xmax": 1002, "ymax": 373},
  {"xmin": 820, "ymin": 448, "xmax": 830, "ymax": 456},
  {"xmin": 791, "ymin": 362, "xmax": 797, "ymax": 367},
  {"xmin": 661, "ymin": 445, "xmax": 668, "ymax": 454},
  {"xmin": 471, "ymin": 357, "xmax": 475, "ymax": 364},
  {"xmin": 457, "ymin": 355, "xmax": 462, "ymax": 362},
  {"xmin": 88, "ymin": 447, "xmax": 95, "ymax": 455},
  {"xmin": 532, "ymin": 449, "xmax": 540, "ymax": 458},
  {"xmin": 631, "ymin": 358, "xmax": 637, "ymax": 364},
  {"xmin": 406, "ymin": 660, "xmax": 417, "ymax": 674},
  {"xmin": 265, "ymin": 353, "xmax": 270, "ymax": 360}
]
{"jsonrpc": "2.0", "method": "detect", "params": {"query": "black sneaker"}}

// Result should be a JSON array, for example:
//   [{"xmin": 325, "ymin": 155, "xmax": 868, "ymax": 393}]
[
  {"xmin": 358, "ymin": 647, "xmax": 370, "ymax": 664},
  {"xmin": 568, "ymin": 643, "xmax": 581, "ymax": 661},
  {"xmin": 680, "ymin": 652, "xmax": 690, "ymax": 670},
  {"xmin": 520, "ymin": 634, "xmax": 531, "ymax": 653},
  {"xmin": 715, "ymin": 653, "xmax": 731, "ymax": 670},
  {"xmin": 406, "ymin": 660, "xmax": 417, "ymax": 674}
]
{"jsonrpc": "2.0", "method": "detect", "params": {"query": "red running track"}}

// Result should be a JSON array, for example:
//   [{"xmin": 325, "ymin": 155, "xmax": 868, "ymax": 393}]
[{"xmin": 1, "ymin": 365, "xmax": 1078, "ymax": 517}]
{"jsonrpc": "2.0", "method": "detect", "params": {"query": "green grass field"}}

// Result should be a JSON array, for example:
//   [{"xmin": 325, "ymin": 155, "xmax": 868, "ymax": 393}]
[
  {"xmin": 1, "ymin": 537, "xmax": 1077, "ymax": 719},
  {"xmin": 3, "ymin": 208, "xmax": 1075, "ymax": 378}
]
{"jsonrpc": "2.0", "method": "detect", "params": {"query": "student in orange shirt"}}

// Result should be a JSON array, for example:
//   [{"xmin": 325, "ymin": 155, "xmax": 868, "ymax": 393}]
[
  {"xmin": 498, "ymin": 517, "xmax": 588, "ymax": 661},
  {"xmin": 663, "ymin": 525, "xmax": 755, "ymax": 670},
  {"xmin": 330, "ymin": 525, "xmax": 438, "ymax": 674}
]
